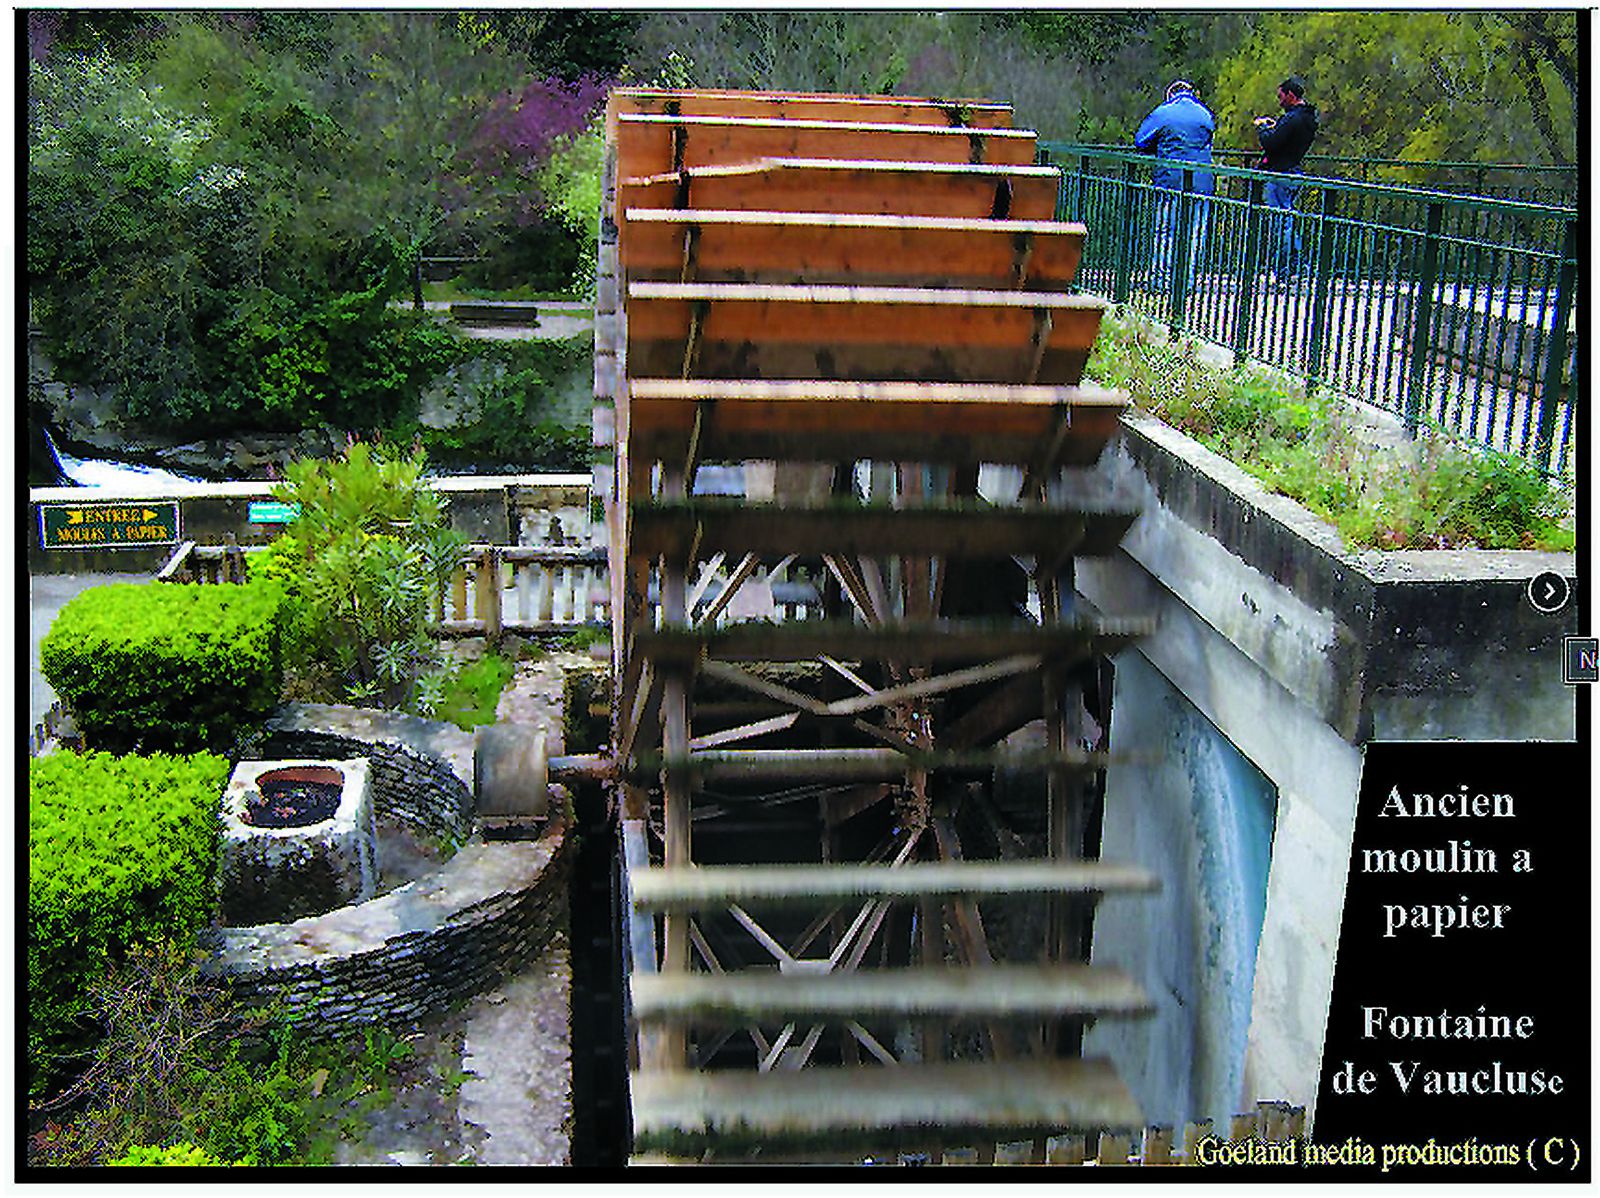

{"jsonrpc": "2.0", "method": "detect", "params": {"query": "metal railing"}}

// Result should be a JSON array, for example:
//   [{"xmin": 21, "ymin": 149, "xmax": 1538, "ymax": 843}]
[
  {"xmin": 1065, "ymin": 144, "xmax": 1579, "ymax": 206},
  {"xmin": 1042, "ymin": 144, "xmax": 1580, "ymax": 476}
]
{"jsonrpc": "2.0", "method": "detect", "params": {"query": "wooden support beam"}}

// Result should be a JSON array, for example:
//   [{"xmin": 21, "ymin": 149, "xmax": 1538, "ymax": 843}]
[
  {"xmin": 632, "ymin": 962, "xmax": 1153, "ymax": 1025},
  {"xmin": 627, "ymin": 379, "xmax": 1126, "ymax": 474},
  {"xmin": 699, "ymin": 660, "xmax": 831, "ymax": 717},
  {"xmin": 823, "ymin": 554, "xmax": 884, "ymax": 626},
  {"xmin": 626, "ymin": 281, "xmax": 1105, "ymax": 386},
  {"xmin": 630, "ymin": 500, "xmax": 1133, "ymax": 562},
  {"xmin": 822, "ymin": 654, "xmax": 1040, "ymax": 718},
  {"xmin": 610, "ymin": 88, "xmax": 1014, "ymax": 129},
  {"xmin": 629, "ymin": 1059, "xmax": 1144, "ymax": 1155},
  {"xmin": 619, "ymin": 209, "xmax": 1086, "ymax": 290},
  {"xmin": 692, "ymin": 551, "xmax": 760, "ymax": 627},
  {"xmin": 632, "ymin": 859, "xmax": 1160, "ymax": 912},
  {"xmin": 636, "ymin": 616, "xmax": 1151, "ymax": 666},
  {"xmin": 614, "ymin": 113, "xmax": 1039, "ymax": 178},
  {"xmin": 818, "ymin": 654, "xmax": 875, "ymax": 695},
  {"xmin": 686, "ymin": 551, "xmax": 726, "ymax": 615},
  {"xmin": 687, "ymin": 711, "xmax": 800, "ymax": 751},
  {"xmin": 619, "ymin": 158, "xmax": 1064, "ymax": 221},
  {"xmin": 687, "ymin": 920, "xmax": 773, "ymax": 1061}
]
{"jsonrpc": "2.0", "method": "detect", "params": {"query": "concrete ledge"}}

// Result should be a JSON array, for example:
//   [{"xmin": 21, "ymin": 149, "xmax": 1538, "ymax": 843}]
[{"xmin": 1100, "ymin": 413, "xmax": 1577, "ymax": 742}]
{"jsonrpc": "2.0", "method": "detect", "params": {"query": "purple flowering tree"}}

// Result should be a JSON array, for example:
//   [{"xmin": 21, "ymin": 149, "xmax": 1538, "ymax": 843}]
[{"xmin": 456, "ymin": 74, "xmax": 611, "ymax": 227}]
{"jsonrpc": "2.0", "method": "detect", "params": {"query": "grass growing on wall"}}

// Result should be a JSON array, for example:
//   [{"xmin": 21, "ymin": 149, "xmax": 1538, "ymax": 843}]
[
  {"xmin": 431, "ymin": 650, "xmax": 517, "ymax": 730},
  {"xmin": 1086, "ymin": 310, "xmax": 1576, "ymax": 552}
]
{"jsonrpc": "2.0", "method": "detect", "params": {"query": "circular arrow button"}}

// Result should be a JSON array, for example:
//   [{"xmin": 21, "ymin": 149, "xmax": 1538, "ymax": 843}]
[{"xmin": 1528, "ymin": 571, "xmax": 1570, "ymax": 614}]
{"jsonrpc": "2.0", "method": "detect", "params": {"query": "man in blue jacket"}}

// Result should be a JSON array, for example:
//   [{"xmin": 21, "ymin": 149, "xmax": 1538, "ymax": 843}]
[
  {"xmin": 1135, "ymin": 80, "xmax": 1216, "ymax": 292},
  {"xmin": 1254, "ymin": 75, "xmax": 1320, "ymax": 278}
]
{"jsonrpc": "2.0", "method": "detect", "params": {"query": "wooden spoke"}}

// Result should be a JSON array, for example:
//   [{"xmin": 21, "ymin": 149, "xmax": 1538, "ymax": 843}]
[{"xmin": 687, "ymin": 711, "xmax": 799, "ymax": 751}]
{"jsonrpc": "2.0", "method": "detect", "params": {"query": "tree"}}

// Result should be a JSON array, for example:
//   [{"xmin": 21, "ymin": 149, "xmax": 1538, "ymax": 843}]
[
  {"xmin": 27, "ymin": 14, "xmax": 521, "ymax": 433},
  {"xmin": 455, "ymin": 10, "xmax": 643, "ymax": 81},
  {"xmin": 1210, "ymin": 12, "xmax": 1578, "ymax": 167},
  {"xmin": 1491, "ymin": 11, "xmax": 1580, "ymax": 168}
]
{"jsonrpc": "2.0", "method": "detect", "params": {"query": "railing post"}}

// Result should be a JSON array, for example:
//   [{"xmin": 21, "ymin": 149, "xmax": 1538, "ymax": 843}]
[
  {"xmin": 1403, "ymin": 200, "xmax": 1446, "ymax": 435},
  {"xmin": 1073, "ymin": 154, "xmax": 1089, "ymax": 227},
  {"xmin": 1169, "ymin": 168, "xmax": 1195, "ymax": 333},
  {"xmin": 480, "ymin": 547, "xmax": 503, "ymax": 641},
  {"xmin": 1534, "ymin": 216, "xmax": 1579, "ymax": 473},
  {"xmin": 1233, "ymin": 175, "xmax": 1265, "ymax": 365},
  {"xmin": 1113, "ymin": 159, "xmax": 1137, "ymax": 304},
  {"xmin": 1305, "ymin": 186, "xmax": 1338, "ymax": 378}
]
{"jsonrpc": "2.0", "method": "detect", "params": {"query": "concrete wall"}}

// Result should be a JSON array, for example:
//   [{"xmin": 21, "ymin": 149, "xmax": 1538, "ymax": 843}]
[
  {"xmin": 1090, "ymin": 653, "xmax": 1277, "ymax": 1132},
  {"xmin": 202, "ymin": 834, "xmax": 570, "ymax": 1039},
  {"xmin": 1078, "ymin": 413, "xmax": 1577, "ymax": 1130}
]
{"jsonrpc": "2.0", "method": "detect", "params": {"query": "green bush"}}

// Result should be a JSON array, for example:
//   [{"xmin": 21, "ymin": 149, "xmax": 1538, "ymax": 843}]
[
  {"xmin": 269, "ymin": 442, "xmax": 465, "ymax": 710},
  {"xmin": 40, "ymin": 581, "xmax": 285, "ymax": 755},
  {"xmin": 28, "ymin": 751, "xmax": 229, "ymax": 1096},
  {"xmin": 109, "ymin": 1143, "xmax": 238, "ymax": 1167},
  {"xmin": 403, "ymin": 335, "xmax": 595, "ymax": 472},
  {"xmin": 29, "ymin": 940, "xmax": 423, "ymax": 1167},
  {"xmin": 430, "ymin": 651, "xmax": 516, "ymax": 730}
]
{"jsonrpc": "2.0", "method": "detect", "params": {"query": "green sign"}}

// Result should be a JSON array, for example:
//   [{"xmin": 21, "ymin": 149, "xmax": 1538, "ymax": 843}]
[
  {"xmin": 248, "ymin": 501, "xmax": 300, "ymax": 524},
  {"xmin": 40, "ymin": 501, "xmax": 181, "ymax": 550}
]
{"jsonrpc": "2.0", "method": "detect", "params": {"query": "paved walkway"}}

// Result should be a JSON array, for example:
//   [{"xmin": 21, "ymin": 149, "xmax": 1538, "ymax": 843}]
[{"xmin": 333, "ymin": 650, "xmax": 585, "ymax": 1166}]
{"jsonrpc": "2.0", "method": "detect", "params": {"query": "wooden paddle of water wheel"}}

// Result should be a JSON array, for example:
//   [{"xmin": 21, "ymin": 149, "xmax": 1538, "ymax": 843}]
[{"xmin": 593, "ymin": 86, "xmax": 1159, "ymax": 1163}]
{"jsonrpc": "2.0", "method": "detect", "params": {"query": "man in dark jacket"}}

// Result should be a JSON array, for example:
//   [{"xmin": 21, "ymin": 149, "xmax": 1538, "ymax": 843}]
[
  {"xmin": 1254, "ymin": 75, "xmax": 1319, "ymax": 277},
  {"xmin": 1136, "ymin": 79, "xmax": 1216, "ymax": 290}
]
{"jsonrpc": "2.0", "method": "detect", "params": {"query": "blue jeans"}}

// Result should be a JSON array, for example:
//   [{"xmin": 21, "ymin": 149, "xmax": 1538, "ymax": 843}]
[
  {"xmin": 1152, "ymin": 191, "xmax": 1211, "ymax": 290},
  {"xmin": 1264, "ymin": 177, "xmax": 1302, "ymax": 276}
]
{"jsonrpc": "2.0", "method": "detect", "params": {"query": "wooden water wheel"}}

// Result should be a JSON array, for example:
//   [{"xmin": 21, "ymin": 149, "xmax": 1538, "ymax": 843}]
[{"xmin": 592, "ymin": 87, "xmax": 1159, "ymax": 1163}]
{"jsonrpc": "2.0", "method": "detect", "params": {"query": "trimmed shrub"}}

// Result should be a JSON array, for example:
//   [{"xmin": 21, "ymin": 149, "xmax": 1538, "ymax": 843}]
[
  {"xmin": 28, "ymin": 750, "xmax": 230, "ymax": 1095},
  {"xmin": 40, "ymin": 580, "xmax": 285, "ymax": 754}
]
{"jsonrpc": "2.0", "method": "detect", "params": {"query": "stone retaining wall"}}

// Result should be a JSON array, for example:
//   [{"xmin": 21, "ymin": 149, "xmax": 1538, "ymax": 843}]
[
  {"xmin": 204, "ymin": 703, "xmax": 571, "ymax": 1035},
  {"xmin": 199, "ymin": 833, "xmax": 570, "ymax": 1037}
]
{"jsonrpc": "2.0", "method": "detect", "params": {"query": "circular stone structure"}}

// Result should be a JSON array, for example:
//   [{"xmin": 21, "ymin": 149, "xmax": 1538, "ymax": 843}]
[{"xmin": 220, "ymin": 757, "xmax": 377, "ymax": 925}]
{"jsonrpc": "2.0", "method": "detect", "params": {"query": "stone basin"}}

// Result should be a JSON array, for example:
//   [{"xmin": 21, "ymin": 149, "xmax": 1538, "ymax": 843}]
[{"xmin": 219, "ymin": 758, "xmax": 377, "ymax": 925}]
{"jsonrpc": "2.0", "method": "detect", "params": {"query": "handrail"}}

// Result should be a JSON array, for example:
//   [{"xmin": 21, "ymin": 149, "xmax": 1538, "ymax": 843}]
[
  {"xmin": 1045, "ymin": 143, "xmax": 1579, "ymax": 475},
  {"xmin": 1038, "ymin": 143, "xmax": 1579, "ymax": 219},
  {"xmin": 1058, "ymin": 141, "xmax": 1578, "ymax": 178}
]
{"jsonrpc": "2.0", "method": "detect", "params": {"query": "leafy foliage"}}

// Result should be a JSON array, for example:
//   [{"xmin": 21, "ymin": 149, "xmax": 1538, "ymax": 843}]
[
  {"xmin": 27, "ymin": 14, "xmax": 607, "ymax": 435},
  {"xmin": 268, "ymin": 442, "xmax": 466, "ymax": 710},
  {"xmin": 29, "ymin": 941, "xmax": 423, "ymax": 1167},
  {"xmin": 1086, "ymin": 311, "xmax": 1575, "ymax": 551},
  {"xmin": 28, "ymin": 752, "xmax": 229, "ymax": 1095},
  {"xmin": 109, "ymin": 1142, "xmax": 240, "ymax": 1166},
  {"xmin": 1211, "ymin": 12, "xmax": 1578, "ymax": 168},
  {"xmin": 40, "ymin": 581, "xmax": 285, "ymax": 755},
  {"xmin": 403, "ymin": 336, "xmax": 594, "ymax": 471},
  {"xmin": 537, "ymin": 114, "xmax": 608, "ymax": 299},
  {"xmin": 27, "ymin": 22, "xmax": 476, "ymax": 434},
  {"xmin": 428, "ymin": 651, "xmax": 516, "ymax": 731}
]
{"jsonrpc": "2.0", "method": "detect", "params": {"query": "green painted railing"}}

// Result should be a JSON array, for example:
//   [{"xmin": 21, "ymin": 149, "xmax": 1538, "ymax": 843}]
[
  {"xmin": 1041, "ymin": 144, "xmax": 1579, "ymax": 477},
  {"xmin": 1064, "ymin": 144, "xmax": 1578, "ymax": 207}
]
